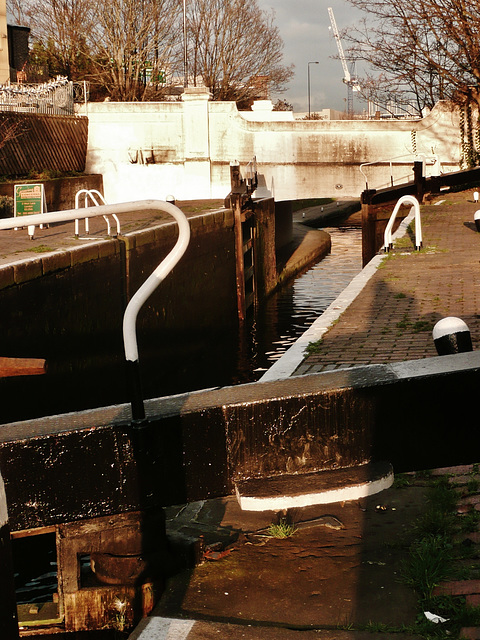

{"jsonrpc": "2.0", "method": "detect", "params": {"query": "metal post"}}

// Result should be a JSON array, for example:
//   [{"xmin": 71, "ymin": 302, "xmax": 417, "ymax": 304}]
[
  {"xmin": 361, "ymin": 189, "xmax": 377, "ymax": 267},
  {"xmin": 308, "ymin": 62, "xmax": 319, "ymax": 118},
  {"xmin": 183, "ymin": 0, "xmax": 188, "ymax": 88},
  {"xmin": 230, "ymin": 162, "xmax": 246, "ymax": 323}
]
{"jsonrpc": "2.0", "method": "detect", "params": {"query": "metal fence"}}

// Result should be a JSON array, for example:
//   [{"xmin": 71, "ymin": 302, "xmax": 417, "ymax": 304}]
[
  {"xmin": 0, "ymin": 76, "xmax": 76, "ymax": 116},
  {"xmin": 0, "ymin": 111, "xmax": 88, "ymax": 175}
]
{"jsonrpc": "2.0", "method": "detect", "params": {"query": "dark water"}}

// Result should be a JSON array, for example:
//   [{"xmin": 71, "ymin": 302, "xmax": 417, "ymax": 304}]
[
  {"xmin": 1, "ymin": 226, "xmax": 363, "ymax": 424},
  {"xmin": 238, "ymin": 226, "xmax": 362, "ymax": 380}
]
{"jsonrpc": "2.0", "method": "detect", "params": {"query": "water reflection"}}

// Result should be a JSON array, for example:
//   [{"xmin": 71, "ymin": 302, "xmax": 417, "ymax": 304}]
[{"xmin": 240, "ymin": 226, "xmax": 362, "ymax": 381}]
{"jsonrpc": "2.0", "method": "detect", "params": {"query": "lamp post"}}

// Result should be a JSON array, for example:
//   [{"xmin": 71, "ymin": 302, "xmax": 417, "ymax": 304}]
[
  {"xmin": 183, "ymin": 0, "xmax": 188, "ymax": 88},
  {"xmin": 308, "ymin": 61, "xmax": 319, "ymax": 118}
]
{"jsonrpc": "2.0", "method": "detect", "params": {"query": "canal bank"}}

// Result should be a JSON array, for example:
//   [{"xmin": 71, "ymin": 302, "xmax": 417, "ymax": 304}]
[{"xmin": 266, "ymin": 189, "xmax": 480, "ymax": 379}]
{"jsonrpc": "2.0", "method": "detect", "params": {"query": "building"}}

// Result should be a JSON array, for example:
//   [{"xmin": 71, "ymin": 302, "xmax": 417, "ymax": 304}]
[{"xmin": 0, "ymin": 0, "xmax": 8, "ymax": 83}]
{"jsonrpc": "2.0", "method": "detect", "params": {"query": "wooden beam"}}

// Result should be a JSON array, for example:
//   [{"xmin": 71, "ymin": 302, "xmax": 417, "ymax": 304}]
[{"xmin": 0, "ymin": 357, "xmax": 46, "ymax": 378}]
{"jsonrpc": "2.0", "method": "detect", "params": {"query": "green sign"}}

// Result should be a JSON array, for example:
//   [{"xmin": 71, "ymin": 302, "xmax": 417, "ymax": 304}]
[{"xmin": 14, "ymin": 184, "xmax": 45, "ymax": 217}]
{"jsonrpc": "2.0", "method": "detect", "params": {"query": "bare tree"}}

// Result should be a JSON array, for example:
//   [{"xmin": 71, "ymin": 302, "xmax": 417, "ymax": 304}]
[
  {"xmin": 186, "ymin": 0, "xmax": 293, "ymax": 105},
  {"xmin": 21, "ymin": 0, "xmax": 95, "ymax": 79},
  {"xmin": 345, "ymin": 0, "xmax": 480, "ymax": 117},
  {"xmin": 19, "ymin": 0, "xmax": 292, "ymax": 105},
  {"xmin": 6, "ymin": 0, "xmax": 28, "ymax": 26},
  {"xmin": 93, "ymin": 0, "xmax": 180, "ymax": 101}
]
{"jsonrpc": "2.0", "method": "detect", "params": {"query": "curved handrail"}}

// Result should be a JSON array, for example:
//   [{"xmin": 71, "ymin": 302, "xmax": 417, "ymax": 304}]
[
  {"xmin": 122, "ymin": 201, "xmax": 190, "ymax": 421},
  {"xmin": 0, "ymin": 199, "xmax": 166, "ymax": 230},
  {"xmin": 383, "ymin": 195, "xmax": 422, "ymax": 251},
  {"xmin": 122, "ymin": 203, "xmax": 190, "ymax": 363}
]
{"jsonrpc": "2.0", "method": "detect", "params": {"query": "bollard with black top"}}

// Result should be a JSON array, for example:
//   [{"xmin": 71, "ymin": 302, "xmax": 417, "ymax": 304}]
[
  {"xmin": 433, "ymin": 317, "xmax": 473, "ymax": 356},
  {"xmin": 475, "ymin": 210, "xmax": 480, "ymax": 231}
]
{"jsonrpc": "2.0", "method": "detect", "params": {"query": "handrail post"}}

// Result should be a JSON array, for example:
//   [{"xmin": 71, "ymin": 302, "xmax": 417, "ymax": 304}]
[
  {"xmin": 122, "ymin": 201, "xmax": 190, "ymax": 422},
  {"xmin": 383, "ymin": 195, "xmax": 422, "ymax": 252},
  {"xmin": 361, "ymin": 188, "xmax": 377, "ymax": 267},
  {"xmin": 413, "ymin": 159, "xmax": 425, "ymax": 202}
]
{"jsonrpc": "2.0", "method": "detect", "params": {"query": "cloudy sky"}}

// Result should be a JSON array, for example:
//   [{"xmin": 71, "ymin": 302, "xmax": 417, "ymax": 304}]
[{"xmin": 257, "ymin": 0, "xmax": 365, "ymax": 114}]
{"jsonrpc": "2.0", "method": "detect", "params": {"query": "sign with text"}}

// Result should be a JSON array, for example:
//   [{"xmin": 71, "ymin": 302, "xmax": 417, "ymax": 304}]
[{"xmin": 14, "ymin": 184, "xmax": 45, "ymax": 217}]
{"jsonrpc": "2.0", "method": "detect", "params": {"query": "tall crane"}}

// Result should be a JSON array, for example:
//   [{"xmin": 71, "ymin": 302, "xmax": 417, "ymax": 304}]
[{"xmin": 328, "ymin": 7, "xmax": 359, "ymax": 118}]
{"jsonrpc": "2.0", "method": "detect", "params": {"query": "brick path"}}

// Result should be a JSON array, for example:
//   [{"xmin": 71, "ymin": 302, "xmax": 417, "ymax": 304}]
[{"xmin": 295, "ymin": 191, "xmax": 480, "ymax": 375}]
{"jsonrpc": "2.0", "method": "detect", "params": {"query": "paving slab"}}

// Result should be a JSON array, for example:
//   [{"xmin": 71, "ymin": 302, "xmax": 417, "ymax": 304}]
[{"xmin": 128, "ymin": 464, "xmax": 480, "ymax": 640}]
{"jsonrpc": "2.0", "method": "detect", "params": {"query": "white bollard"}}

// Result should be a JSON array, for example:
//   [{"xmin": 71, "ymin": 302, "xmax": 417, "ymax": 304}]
[
  {"xmin": 433, "ymin": 317, "xmax": 473, "ymax": 356},
  {"xmin": 474, "ymin": 191, "xmax": 479, "ymax": 203},
  {"xmin": 474, "ymin": 210, "xmax": 480, "ymax": 231}
]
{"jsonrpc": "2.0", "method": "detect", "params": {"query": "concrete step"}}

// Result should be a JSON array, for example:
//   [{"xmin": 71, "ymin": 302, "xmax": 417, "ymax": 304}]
[{"xmin": 235, "ymin": 461, "xmax": 394, "ymax": 511}]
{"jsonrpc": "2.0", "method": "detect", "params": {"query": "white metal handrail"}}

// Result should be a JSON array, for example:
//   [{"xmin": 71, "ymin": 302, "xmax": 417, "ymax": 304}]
[
  {"xmin": 360, "ymin": 154, "xmax": 437, "ymax": 191},
  {"xmin": 1, "ymin": 199, "xmax": 190, "ymax": 417},
  {"xmin": 383, "ymin": 195, "xmax": 422, "ymax": 251},
  {"xmin": 122, "ymin": 200, "xmax": 190, "ymax": 421},
  {"xmin": 74, "ymin": 189, "xmax": 120, "ymax": 238},
  {"xmin": 360, "ymin": 154, "xmax": 416, "ymax": 191},
  {"xmin": 0, "ymin": 199, "xmax": 155, "ymax": 231},
  {"xmin": 0, "ymin": 199, "xmax": 190, "ymax": 422}
]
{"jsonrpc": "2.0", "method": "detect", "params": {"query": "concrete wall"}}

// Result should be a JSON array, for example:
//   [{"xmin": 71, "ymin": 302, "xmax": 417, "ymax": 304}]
[{"xmin": 80, "ymin": 94, "xmax": 461, "ymax": 203}]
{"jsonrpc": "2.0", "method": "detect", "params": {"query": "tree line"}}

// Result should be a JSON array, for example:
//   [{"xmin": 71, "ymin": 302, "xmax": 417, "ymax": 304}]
[
  {"xmin": 8, "ymin": 0, "xmax": 293, "ymax": 106},
  {"xmin": 345, "ymin": 0, "xmax": 480, "ymax": 119}
]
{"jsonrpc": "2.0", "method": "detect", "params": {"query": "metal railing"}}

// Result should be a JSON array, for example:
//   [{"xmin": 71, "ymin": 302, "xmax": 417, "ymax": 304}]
[
  {"xmin": 383, "ymin": 195, "xmax": 422, "ymax": 251},
  {"xmin": 360, "ymin": 154, "xmax": 438, "ymax": 191},
  {"xmin": 74, "ymin": 189, "xmax": 120, "ymax": 238},
  {"xmin": 122, "ymin": 201, "xmax": 190, "ymax": 421},
  {"xmin": 0, "ymin": 77, "xmax": 75, "ymax": 115},
  {"xmin": 360, "ymin": 154, "xmax": 415, "ymax": 191}
]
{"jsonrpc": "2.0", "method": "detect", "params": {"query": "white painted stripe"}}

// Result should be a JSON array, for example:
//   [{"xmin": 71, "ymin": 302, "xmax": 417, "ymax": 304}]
[
  {"xmin": 128, "ymin": 616, "xmax": 195, "ymax": 640},
  {"xmin": 0, "ymin": 473, "xmax": 8, "ymax": 528},
  {"xmin": 260, "ymin": 208, "xmax": 416, "ymax": 382},
  {"xmin": 237, "ymin": 470, "xmax": 394, "ymax": 512}
]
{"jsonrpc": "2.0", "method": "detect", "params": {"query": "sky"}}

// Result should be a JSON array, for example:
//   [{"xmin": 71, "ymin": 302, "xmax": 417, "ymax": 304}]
[{"xmin": 257, "ymin": 0, "xmax": 365, "ymax": 114}]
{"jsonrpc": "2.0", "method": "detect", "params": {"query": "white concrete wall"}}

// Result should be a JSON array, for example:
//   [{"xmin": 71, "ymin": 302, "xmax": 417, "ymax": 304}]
[
  {"xmin": 0, "ymin": 0, "xmax": 8, "ymax": 83},
  {"xmin": 80, "ymin": 93, "xmax": 461, "ymax": 204}
]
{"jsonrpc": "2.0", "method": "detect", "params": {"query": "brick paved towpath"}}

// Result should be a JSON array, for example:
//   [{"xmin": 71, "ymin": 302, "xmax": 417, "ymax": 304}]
[{"xmin": 294, "ymin": 190, "xmax": 480, "ymax": 375}]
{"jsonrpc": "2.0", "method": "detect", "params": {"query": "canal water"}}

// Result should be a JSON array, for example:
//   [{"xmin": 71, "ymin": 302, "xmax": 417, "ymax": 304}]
[
  {"xmin": 137, "ymin": 223, "xmax": 363, "ymax": 399},
  {"xmin": 235, "ymin": 224, "xmax": 363, "ymax": 382}
]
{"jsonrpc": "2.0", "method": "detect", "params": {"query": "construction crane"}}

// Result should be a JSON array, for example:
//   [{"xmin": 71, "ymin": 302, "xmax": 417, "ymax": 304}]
[{"xmin": 328, "ymin": 7, "xmax": 359, "ymax": 118}]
